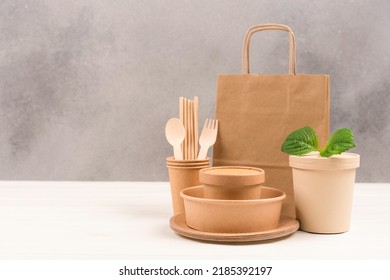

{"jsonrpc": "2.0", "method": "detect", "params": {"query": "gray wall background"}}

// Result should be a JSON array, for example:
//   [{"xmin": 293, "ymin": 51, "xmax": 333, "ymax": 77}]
[{"xmin": 0, "ymin": 0, "xmax": 389, "ymax": 182}]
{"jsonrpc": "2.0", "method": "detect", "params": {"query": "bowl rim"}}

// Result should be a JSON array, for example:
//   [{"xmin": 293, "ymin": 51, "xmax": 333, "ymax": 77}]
[{"xmin": 180, "ymin": 185, "xmax": 286, "ymax": 204}]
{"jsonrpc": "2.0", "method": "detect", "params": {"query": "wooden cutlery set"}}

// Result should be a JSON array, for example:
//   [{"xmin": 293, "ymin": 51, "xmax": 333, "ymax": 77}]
[{"xmin": 165, "ymin": 96, "xmax": 218, "ymax": 161}]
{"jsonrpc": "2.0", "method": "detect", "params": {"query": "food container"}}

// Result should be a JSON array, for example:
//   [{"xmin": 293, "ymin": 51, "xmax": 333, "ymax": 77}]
[
  {"xmin": 199, "ymin": 166, "xmax": 265, "ymax": 199},
  {"xmin": 289, "ymin": 152, "xmax": 360, "ymax": 233},
  {"xmin": 181, "ymin": 186, "xmax": 285, "ymax": 233}
]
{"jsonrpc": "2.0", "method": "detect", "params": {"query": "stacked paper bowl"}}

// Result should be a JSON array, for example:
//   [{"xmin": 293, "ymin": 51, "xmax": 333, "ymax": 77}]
[{"xmin": 180, "ymin": 166, "xmax": 286, "ymax": 233}]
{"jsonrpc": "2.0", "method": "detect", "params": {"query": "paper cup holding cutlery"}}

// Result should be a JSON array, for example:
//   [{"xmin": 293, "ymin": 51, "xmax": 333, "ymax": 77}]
[
  {"xmin": 166, "ymin": 157, "xmax": 210, "ymax": 215},
  {"xmin": 165, "ymin": 97, "xmax": 217, "ymax": 215}
]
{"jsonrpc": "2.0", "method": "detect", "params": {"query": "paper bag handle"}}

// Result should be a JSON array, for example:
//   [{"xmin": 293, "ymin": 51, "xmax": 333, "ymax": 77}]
[{"xmin": 242, "ymin": 24, "xmax": 297, "ymax": 75}]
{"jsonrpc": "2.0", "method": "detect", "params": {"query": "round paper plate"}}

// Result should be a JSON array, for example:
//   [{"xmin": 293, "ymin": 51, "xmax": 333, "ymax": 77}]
[{"xmin": 170, "ymin": 213, "xmax": 299, "ymax": 243}]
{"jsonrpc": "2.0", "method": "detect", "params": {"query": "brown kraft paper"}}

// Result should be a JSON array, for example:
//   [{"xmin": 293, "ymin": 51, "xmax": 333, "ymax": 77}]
[{"xmin": 213, "ymin": 24, "xmax": 330, "ymax": 218}]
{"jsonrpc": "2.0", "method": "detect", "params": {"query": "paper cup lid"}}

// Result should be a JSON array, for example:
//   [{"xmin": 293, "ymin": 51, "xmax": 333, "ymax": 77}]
[
  {"xmin": 289, "ymin": 152, "xmax": 360, "ymax": 170},
  {"xmin": 199, "ymin": 166, "xmax": 265, "ymax": 186}
]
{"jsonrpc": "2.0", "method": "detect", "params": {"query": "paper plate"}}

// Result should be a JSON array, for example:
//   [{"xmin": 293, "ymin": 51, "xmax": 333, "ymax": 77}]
[{"xmin": 170, "ymin": 213, "xmax": 299, "ymax": 243}]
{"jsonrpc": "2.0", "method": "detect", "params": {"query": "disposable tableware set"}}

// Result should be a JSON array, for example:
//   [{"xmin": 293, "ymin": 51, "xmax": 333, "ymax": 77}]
[
  {"xmin": 164, "ymin": 24, "xmax": 359, "ymax": 243},
  {"xmin": 165, "ymin": 95, "xmax": 298, "ymax": 243}
]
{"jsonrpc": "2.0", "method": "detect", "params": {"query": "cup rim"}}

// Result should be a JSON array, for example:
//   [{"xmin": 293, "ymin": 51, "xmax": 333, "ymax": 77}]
[
  {"xmin": 289, "ymin": 152, "xmax": 360, "ymax": 170},
  {"xmin": 166, "ymin": 156, "xmax": 210, "ymax": 163},
  {"xmin": 167, "ymin": 161, "xmax": 210, "ymax": 166},
  {"xmin": 166, "ymin": 165, "xmax": 210, "ymax": 170}
]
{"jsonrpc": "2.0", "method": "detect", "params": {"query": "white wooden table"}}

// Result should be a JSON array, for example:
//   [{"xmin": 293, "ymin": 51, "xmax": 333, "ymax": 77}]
[{"xmin": 0, "ymin": 181, "xmax": 389, "ymax": 260}]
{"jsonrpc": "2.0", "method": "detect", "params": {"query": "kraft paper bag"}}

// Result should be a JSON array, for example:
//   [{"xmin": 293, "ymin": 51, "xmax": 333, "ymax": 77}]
[{"xmin": 213, "ymin": 24, "xmax": 330, "ymax": 218}]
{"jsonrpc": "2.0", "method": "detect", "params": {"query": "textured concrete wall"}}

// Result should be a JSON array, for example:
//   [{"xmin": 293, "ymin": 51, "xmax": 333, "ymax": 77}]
[{"xmin": 0, "ymin": 0, "xmax": 389, "ymax": 182}]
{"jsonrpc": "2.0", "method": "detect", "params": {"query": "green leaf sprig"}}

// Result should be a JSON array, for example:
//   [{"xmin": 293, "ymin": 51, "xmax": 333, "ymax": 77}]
[{"xmin": 281, "ymin": 126, "xmax": 356, "ymax": 158}]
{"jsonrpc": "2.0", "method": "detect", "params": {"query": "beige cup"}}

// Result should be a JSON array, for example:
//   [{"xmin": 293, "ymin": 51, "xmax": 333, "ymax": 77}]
[
  {"xmin": 167, "ymin": 156, "xmax": 210, "ymax": 215},
  {"xmin": 289, "ymin": 153, "xmax": 360, "ymax": 233}
]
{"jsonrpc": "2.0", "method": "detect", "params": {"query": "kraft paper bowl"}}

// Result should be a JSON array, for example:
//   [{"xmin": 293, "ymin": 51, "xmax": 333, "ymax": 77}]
[
  {"xmin": 199, "ymin": 166, "xmax": 265, "ymax": 199},
  {"xmin": 180, "ymin": 186, "xmax": 285, "ymax": 233}
]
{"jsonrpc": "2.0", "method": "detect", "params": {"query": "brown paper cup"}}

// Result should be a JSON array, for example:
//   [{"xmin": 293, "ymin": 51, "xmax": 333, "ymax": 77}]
[{"xmin": 167, "ymin": 157, "xmax": 210, "ymax": 215}]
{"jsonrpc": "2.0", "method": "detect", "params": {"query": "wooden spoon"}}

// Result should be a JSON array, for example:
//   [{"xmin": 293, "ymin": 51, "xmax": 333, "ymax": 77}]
[{"xmin": 165, "ymin": 118, "xmax": 185, "ymax": 160}]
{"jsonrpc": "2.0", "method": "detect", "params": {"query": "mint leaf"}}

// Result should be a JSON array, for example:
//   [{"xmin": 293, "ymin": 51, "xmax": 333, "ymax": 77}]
[
  {"xmin": 319, "ymin": 128, "xmax": 356, "ymax": 157},
  {"xmin": 281, "ymin": 126, "xmax": 319, "ymax": 155}
]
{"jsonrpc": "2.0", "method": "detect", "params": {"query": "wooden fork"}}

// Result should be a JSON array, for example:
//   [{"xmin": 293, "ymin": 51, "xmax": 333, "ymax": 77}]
[{"xmin": 197, "ymin": 118, "xmax": 218, "ymax": 160}]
